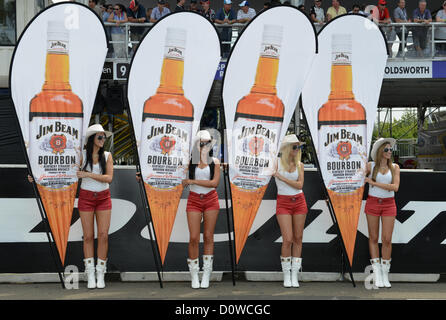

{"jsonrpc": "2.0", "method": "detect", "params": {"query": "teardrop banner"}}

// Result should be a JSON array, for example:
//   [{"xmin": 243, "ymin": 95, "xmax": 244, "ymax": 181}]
[
  {"xmin": 127, "ymin": 12, "xmax": 221, "ymax": 265},
  {"xmin": 10, "ymin": 2, "xmax": 108, "ymax": 266},
  {"xmin": 301, "ymin": 14, "xmax": 388, "ymax": 266},
  {"xmin": 223, "ymin": 6, "xmax": 317, "ymax": 263}
]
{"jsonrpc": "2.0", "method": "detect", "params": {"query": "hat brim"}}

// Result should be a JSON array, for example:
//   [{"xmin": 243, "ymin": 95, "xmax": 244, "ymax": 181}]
[{"xmin": 371, "ymin": 138, "xmax": 396, "ymax": 161}]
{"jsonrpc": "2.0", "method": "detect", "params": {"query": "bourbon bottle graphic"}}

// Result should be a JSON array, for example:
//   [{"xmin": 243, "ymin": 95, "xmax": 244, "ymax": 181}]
[
  {"xmin": 230, "ymin": 24, "xmax": 284, "ymax": 262},
  {"xmin": 140, "ymin": 28, "xmax": 193, "ymax": 264},
  {"xmin": 318, "ymin": 34, "xmax": 367, "ymax": 265},
  {"xmin": 29, "ymin": 21, "xmax": 83, "ymax": 264}
]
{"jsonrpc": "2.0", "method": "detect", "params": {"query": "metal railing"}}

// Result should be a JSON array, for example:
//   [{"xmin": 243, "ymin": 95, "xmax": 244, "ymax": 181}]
[{"xmin": 103, "ymin": 21, "xmax": 446, "ymax": 60}]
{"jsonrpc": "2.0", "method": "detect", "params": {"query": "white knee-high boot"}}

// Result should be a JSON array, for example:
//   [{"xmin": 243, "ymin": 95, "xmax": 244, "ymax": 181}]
[
  {"xmin": 187, "ymin": 258, "xmax": 200, "ymax": 289},
  {"xmin": 381, "ymin": 258, "xmax": 392, "ymax": 288},
  {"xmin": 291, "ymin": 257, "xmax": 302, "ymax": 288},
  {"xmin": 370, "ymin": 258, "xmax": 384, "ymax": 288},
  {"xmin": 280, "ymin": 256, "xmax": 292, "ymax": 288},
  {"xmin": 96, "ymin": 258, "xmax": 107, "ymax": 289},
  {"xmin": 84, "ymin": 257, "xmax": 96, "ymax": 289},
  {"xmin": 200, "ymin": 255, "xmax": 213, "ymax": 289}
]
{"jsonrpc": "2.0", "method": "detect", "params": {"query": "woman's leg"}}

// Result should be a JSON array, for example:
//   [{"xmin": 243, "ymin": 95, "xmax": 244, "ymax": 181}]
[
  {"xmin": 366, "ymin": 214, "xmax": 381, "ymax": 259},
  {"xmin": 202, "ymin": 210, "xmax": 219, "ymax": 255},
  {"xmin": 291, "ymin": 214, "xmax": 307, "ymax": 258},
  {"xmin": 186, "ymin": 211, "xmax": 202, "ymax": 259},
  {"xmin": 381, "ymin": 216, "xmax": 396, "ymax": 260},
  {"xmin": 79, "ymin": 211, "xmax": 95, "ymax": 259},
  {"xmin": 276, "ymin": 214, "xmax": 293, "ymax": 257},
  {"xmin": 95, "ymin": 210, "xmax": 112, "ymax": 261}
]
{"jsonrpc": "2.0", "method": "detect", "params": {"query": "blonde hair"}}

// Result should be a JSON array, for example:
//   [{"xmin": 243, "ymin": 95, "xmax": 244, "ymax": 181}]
[
  {"xmin": 279, "ymin": 144, "xmax": 302, "ymax": 172},
  {"xmin": 371, "ymin": 143, "xmax": 395, "ymax": 183}
]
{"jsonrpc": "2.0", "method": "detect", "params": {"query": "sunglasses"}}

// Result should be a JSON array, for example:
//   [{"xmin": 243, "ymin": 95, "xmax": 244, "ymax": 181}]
[
  {"xmin": 114, "ymin": 7, "xmax": 120, "ymax": 10},
  {"xmin": 200, "ymin": 141, "xmax": 211, "ymax": 148},
  {"xmin": 383, "ymin": 147, "xmax": 393, "ymax": 153},
  {"xmin": 96, "ymin": 135, "xmax": 106, "ymax": 141},
  {"xmin": 292, "ymin": 145, "xmax": 303, "ymax": 150}
]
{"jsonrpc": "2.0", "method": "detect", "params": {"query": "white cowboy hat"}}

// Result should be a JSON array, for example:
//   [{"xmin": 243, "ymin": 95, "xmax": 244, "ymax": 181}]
[
  {"xmin": 84, "ymin": 124, "xmax": 112, "ymax": 145},
  {"xmin": 370, "ymin": 137, "xmax": 396, "ymax": 161},
  {"xmin": 193, "ymin": 130, "xmax": 217, "ymax": 147},
  {"xmin": 279, "ymin": 134, "xmax": 305, "ymax": 150}
]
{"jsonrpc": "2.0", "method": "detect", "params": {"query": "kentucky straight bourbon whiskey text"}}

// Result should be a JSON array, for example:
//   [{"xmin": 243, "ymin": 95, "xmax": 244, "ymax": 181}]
[
  {"xmin": 317, "ymin": 34, "xmax": 367, "ymax": 264},
  {"xmin": 140, "ymin": 28, "xmax": 193, "ymax": 263},
  {"xmin": 230, "ymin": 24, "xmax": 285, "ymax": 262},
  {"xmin": 29, "ymin": 20, "xmax": 83, "ymax": 264}
]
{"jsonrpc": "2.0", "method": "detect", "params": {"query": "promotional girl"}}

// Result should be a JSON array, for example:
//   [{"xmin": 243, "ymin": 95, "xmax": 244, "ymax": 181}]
[
  {"xmin": 364, "ymin": 138, "xmax": 400, "ymax": 288},
  {"xmin": 273, "ymin": 134, "xmax": 308, "ymax": 288},
  {"xmin": 77, "ymin": 124, "xmax": 113, "ymax": 289},
  {"xmin": 182, "ymin": 130, "xmax": 221, "ymax": 289}
]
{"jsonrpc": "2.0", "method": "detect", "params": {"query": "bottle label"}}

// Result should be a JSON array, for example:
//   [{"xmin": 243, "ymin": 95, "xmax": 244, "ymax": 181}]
[
  {"xmin": 164, "ymin": 45, "xmax": 185, "ymax": 61},
  {"xmin": 47, "ymin": 40, "xmax": 69, "ymax": 54},
  {"xmin": 229, "ymin": 117, "xmax": 282, "ymax": 190},
  {"xmin": 29, "ymin": 117, "xmax": 82, "ymax": 189},
  {"xmin": 260, "ymin": 43, "xmax": 280, "ymax": 59},
  {"xmin": 140, "ymin": 117, "xmax": 191, "ymax": 189},
  {"xmin": 332, "ymin": 51, "xmax": 352, "ymax": 65},
  {"xmin": 318, "ymin": 123, "xmax": 367, "ymax": 194}
]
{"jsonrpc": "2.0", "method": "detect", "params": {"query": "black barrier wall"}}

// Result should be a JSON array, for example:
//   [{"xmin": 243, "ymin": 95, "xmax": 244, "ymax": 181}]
[{"xmin": 0, "ymin": 167, "xmax": 445, "ymax": 274}]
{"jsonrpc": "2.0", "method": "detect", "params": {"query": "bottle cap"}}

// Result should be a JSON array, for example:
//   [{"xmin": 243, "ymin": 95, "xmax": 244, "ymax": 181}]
[
  {"xmin": 47, "ymin": 20, "xmax": 69, "ymax": 43},
  {"xmin": 332, "ymin": 34, "xmax": 352, "ymax": 54},
  {"xmin": 262, "ymin": 24, "xmax": 283, "ymax": 46},
  {"xmin": 165, "ymin": 27, "xmax": 187, "ymax": 49}
]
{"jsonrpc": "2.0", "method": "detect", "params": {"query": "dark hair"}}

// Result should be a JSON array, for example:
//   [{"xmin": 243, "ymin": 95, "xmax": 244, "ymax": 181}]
[
  {"xmin": 352, "ymin": 4, "xmax": 360, "ymax": 10},
  {"xmin": 188, "ymin": 141, "xmax": 215, "ymax": 180},
  {"xmin": 82, "ymin": 134, "xmax": 107, "ymax": 175}
]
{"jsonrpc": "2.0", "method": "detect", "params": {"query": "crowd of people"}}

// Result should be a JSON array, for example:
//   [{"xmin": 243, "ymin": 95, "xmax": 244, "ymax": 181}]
[{"xmin": 89, "ymin": 0, "xmax": 446, "ymax": 58}]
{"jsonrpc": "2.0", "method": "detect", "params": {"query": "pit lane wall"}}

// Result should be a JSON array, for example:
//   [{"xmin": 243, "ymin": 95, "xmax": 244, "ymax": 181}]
[{"xmin": 0, "ymin": 166, "xmax": 445, "ymax": 275}]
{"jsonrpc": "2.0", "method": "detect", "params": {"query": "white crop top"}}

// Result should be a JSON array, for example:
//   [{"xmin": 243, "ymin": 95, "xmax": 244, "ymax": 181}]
[
  {"xmin": 80, "ymin": 150, "xmax": 110, "ymax": 192},
  {"xmin": 190, "ymin": 163, "xmax": 215, "ymax": 195},
  {"xmin": 275, "ymin": 161, "xmax": 302, "ymax": 196},
  {"xmin": 368, "ymin": 162, "xmax": 394, "ymax": 198}
]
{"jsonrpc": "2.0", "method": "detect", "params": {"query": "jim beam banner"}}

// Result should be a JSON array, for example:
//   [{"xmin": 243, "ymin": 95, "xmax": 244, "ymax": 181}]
[
  {"xmin": 223, "ymin": 7, "xmax": 317, "ymax": 263},
  {"xmin": 127, "ymin": 12, "xmax": 221, "ymax": 264},
  {"xmin": 10, "ymin": 3, "xmax": 108, "ymax": 265},
  {"xmin": 301, "ymin": 15, "xmax": 387, "ymax": 265}
]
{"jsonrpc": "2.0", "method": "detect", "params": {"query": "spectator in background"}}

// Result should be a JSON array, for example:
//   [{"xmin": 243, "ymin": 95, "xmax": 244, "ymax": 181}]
[
  {"xmin": 175, "ymin": 0, "xmax": 186, "ymax": 11},
  {"xmin": 297, "ymin": 5, "xmax": 306, "ymax": 15},
  {"xmin": 103, "ymin": 4, "xmax": 114, "ymax": 58},
  {"xmin": 150, "ymin": 0, "xmax": 171, "ymax": 23},
  {"xmin": 190, "ymin": 0, "xmax": 201, "ymax": 12},
  {"xmin": 215, "ymin": 0, "xmax": 236, "ymax": 58},
  {"xmin": 413, "ymin": 0, "xmax": 432, "ymax": 57},
  {"xmin": 103, "ymin": 4, "xmax": 113, "ymax": 21},
  {"xmin": 376, "ymin": 0, "xmax": 393, "ymax": 54},
  {"xmin": 327, "ymin": 0, "xmax": 347, "ymax": 21},
  {"xmin": 310, "ymin": 0, "xmax": 325, "ymax": 23},
  {"xmin": 146, "ymin": 7, "xmax": 153, "ymax": 21},
  {"xmin": 394, "ymin": 0, "xmax": 410, "ymax": 57},
  {"xmin": 349, "ymin": 4, "xmax": 364, "ymax": 14},
  {"xmin": 107, "ymin": 4, "xmax": 128, "ymax": 58},
  {"xmin": 262, "ymin": 2, "xmax": 272, "ymax": 11},
  {"xmin": 89, "ymin": 0, "xmax": 103, "ymax": 17},
  {"xmin": 127, "ymin": 0, "xmax": 146, "ymax": 56},
  {"xmin": 435, "ymin": 1, "xmax": 446, "ymax": 55},
  {"xmin": 237, "ymin": 1, "xmax": 256, "ymax": 23},
  {"xmin": 201, "ymin": 0, "xmax": 216, "ymax": 22}
]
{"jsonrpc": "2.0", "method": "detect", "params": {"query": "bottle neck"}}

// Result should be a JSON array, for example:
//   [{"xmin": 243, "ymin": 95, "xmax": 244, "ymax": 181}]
[
  {"xmin": 157, "ymin": 57, "xmax": 185, "ymax": 95},
  {"xmin": 251, "ymin": 55, "xmax": 279, "ymax": 95},
  {"xmin": 42, "ymin": 53, "xmax": 71, "ymax": 91},
  {"xmin": 329, "ymin": 64, "xmax": 354, "ymax": 100}
]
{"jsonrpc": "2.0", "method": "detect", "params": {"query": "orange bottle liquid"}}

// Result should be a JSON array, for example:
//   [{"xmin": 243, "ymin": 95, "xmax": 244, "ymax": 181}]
[
  {"xmin": 140, "ymin": 28, "xmax": 193, "ymax": 264},
  {"xmin": 230, "ymin": 24, "xmax": 284, "ymax": 263},
  {"xmin": 317, "ymin": 34, "xmax": 367, "ymax": 265},
  {"xmin": 29, "ymin": 21, "xmax": 83, "ymax": 265}
]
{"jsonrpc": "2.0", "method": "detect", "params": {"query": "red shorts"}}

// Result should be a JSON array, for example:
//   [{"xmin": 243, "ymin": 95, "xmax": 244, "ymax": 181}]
[
  {"xmin": 78, "ymin": 188, "xmax": 112, "ymax": 212},
  {"xmin": 186, "ymin": 190, "xmax": 220, "ymax": 213},
  {"xmin": 364, "ymin": 195, "xmax": 397, "ymax": 217},
  {"xmin": 276, "ymin": 193, "xmax": 308, "ymax": 215}
]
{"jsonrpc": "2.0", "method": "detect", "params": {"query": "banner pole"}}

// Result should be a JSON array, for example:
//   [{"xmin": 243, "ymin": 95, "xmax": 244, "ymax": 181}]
[
  {"xmin": 300, "ymin": 96, "xmax": 356, "ymax": 287},
  {"xmin": 124, "ymin": 85, "xmax": 163, "ymax": 289},
  {"xmin": 10, "ymin": 101, "xmax": 65, "ymax": 288},
  {"xmin": 217, "ymin": 102, "xmax": 236, "ymax": 285}
]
